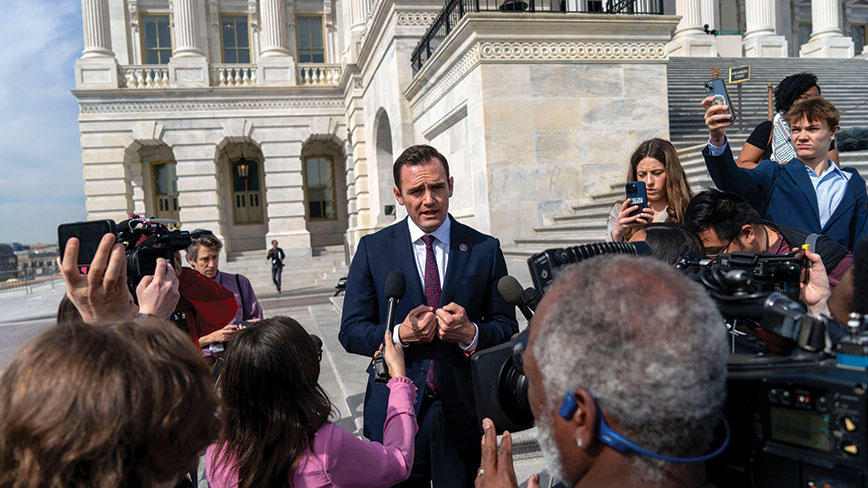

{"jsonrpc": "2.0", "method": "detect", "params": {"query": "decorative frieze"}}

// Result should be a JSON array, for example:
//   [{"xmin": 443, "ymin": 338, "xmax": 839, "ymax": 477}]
[
  {"xmin": 79, "ymin": 99, "xmax": 345, "ymax": 114},
  {"xmin": 395, "ymin": 12, "xmax": 438, "ymax": 26},
  {"xmin": 478, "ymin": 41, "xmax": 668, "ymax": 62}
]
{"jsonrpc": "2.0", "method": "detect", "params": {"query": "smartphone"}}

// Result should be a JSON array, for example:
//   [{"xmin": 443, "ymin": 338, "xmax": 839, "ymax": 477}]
[
  {"xmin": 704, "ymin": 78, "xmax": 736, "ymax": 123},
  {"xmin": 625, "ymin": 182, "xmax": 648, "ymax": 218},
  {"xmin": 57, "ymin": 220, "xmax": 116, "ymax": 267}
]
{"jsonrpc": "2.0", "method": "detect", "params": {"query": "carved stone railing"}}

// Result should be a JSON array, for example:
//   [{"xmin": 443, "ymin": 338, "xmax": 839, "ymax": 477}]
[
  {"xmin": 297, "ymin": 64, "xmax": 342, "ymax": 86},
  {"xmin": 120, "ymin": 65, "xmax": 170, "ymax": 88},
  {"xmin": 210, "ymin": 64, "xmax": 257, "ymax": 86}
]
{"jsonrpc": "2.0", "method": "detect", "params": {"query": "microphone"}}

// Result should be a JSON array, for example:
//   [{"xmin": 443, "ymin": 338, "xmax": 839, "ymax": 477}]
[
  {"xmin": 375, "ymin": 271, "xmax": 405, "ymax": 383},
  {"xmin": 497, "ymin": 275, "xmax": 537, "ymax": 321},
  {"xmin": 384, "ymin": 271, "xmax": 405, "ymax": 334}
]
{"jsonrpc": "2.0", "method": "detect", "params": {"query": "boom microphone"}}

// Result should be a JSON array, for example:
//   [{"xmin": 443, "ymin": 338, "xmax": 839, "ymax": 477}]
[{"xmin": 497, "ymin": 275, "xmax": 536, "ymax": 321}]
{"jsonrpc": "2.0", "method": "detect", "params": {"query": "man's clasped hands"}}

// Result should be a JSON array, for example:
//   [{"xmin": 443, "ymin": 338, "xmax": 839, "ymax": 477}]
[{"xmin": 398, "ymin": 302, "xmax": 476, "ymax": 345}]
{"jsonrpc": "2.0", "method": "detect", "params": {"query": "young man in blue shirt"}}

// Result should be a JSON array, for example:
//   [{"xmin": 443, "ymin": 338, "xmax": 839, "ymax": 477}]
[{"xmin": 702, "ymin": 95, "xmax": 867, "ymax": 249}]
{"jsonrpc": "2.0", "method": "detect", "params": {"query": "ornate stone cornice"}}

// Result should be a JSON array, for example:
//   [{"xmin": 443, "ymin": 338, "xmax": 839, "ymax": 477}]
[
  {"xmin": 79, "ymin": 98, "xmax": 344, "ymax": 114},
  {"xmin": 478, "ymin": 40, "xmax": 668, "ymax": 62},
  {"xmin": 395, "ymin": 12, "xmax": 438, "ymax": 26},
  {"xmin": 415, "ymin": 43, "xmax": 481, "ymax": 110}
]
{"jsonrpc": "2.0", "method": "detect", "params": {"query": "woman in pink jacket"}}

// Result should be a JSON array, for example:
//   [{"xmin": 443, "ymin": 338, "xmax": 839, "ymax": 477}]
[{"xmin": 206, "ymin": 316, "xmax": 416, "ymax": 488}]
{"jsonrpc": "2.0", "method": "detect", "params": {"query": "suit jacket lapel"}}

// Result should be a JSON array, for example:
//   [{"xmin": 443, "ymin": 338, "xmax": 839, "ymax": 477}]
[
  {"xmin": 783, "ymin": 160, "xmax": 821, "ymax": 226},
  {"xmin": 393, "ymin": 218, "xmax": 424, "ymax": 305},
  {"xmin": 441, "ymin": 215, "xmax": 470, "ymax": 305}
]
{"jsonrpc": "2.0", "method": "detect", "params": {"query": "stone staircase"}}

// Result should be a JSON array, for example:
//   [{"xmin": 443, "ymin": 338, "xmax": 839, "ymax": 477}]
[
  {"xmin": 219, "ymin": 246, "xmax": 349, "ymax": 297},
  {"xmin": 503, "ymin": 57, "xmax": 868, "ymax": 259}
]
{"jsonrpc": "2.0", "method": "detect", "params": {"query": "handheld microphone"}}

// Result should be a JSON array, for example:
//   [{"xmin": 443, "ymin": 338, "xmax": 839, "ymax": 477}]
[
  {"xmin": 375, "ymin": 271, "xmax": 405, "ymax": 383},
  {"xmin": 497, "ymin": 276, "xmax": 537, "ymax": 321}
]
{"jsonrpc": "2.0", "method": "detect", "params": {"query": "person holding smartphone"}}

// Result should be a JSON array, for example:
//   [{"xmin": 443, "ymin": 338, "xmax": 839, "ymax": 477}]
[{"xmin": 607, "ymin": 138, "xmax": 695, "ymax": 242}]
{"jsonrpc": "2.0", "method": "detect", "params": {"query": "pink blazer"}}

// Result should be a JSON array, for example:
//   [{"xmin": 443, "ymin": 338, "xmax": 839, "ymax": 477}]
[{"xmin": 206, "ymin": 376, "xmax": 417, "ymax": 487}]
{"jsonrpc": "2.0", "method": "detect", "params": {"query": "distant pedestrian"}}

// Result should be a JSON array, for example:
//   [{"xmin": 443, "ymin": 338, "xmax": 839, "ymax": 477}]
[{"xmin": 267, "ymin": 240, "xmax": 285, "ymax": 293}]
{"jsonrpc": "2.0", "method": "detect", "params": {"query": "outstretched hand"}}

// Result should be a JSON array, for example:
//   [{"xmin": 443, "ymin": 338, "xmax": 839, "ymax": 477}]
[
  {"xmin": 60, "ymin": 234, "xmax": 136, "ymax": 324},
  {"xmin": 797, "ymin": 248, "xmax": 831, "ymax": 316},
  {"xmin": 383, "ymin": 329, "xmax": 406, "ymax": 377},
  {"xmin": 702, "ymin": 95, "xmax": 734, "ymax": 146},
  {"xmin": 136, "ymin": 258, "xmax": 180, "ymax": 320},
  {"xmin": 476, "ymin": 418, "xmax": 528, "ymax": 488}
]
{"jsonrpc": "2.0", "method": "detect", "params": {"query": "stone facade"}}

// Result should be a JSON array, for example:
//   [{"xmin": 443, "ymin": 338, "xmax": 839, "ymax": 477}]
[{"xmin": 73, "ymin": 0, "xmax": 868, "ymax": 256}]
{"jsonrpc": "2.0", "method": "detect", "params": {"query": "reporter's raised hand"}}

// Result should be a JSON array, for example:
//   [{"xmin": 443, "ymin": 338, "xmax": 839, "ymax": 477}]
[
  {"xmin": 60, "ymin": 234, "xmax": 135, "ymax": 324},
  {"xmin": 383, "ymin": 329, "xmax": 406, "ymax": 377},
  {"xmin": 611, "ymin": 198, "xmax": 653, "ymax": 242},
  {"xmin": 397, "ymin": 304, "xmax": 437, "ymax": 344},
  {"xmin": 797, "ymin": 248, "xmax": 831, "ymax": 315},
  {"xmin": 702, "ymin": 95, "xmax": 734, "ymax": 146},
  {"xmin": 136, "ymin": 258, "xmax": 180, "ymax": 320},
  {"xmin": 475, "ymin": 418, "xmax": 519, "ymax": 488}
]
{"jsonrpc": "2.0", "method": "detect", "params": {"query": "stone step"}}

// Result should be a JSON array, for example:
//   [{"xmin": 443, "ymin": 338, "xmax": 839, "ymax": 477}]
[{"xmin": 533, "ymin": 220, "xmax": 607, "ymax": 233}]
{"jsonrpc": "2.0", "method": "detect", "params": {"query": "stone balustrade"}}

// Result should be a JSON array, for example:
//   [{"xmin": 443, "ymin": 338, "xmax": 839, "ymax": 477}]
[
  {"xmin": 211, "ymin": 64, "xmax": 258, "ymax": 86},
  {"xmin": 297, "ymin": 64, "xmax": 342, "ymax": 86},
  {"xmin": 120, "ymin": 66, "xmax": 170, "ymax": 88}
]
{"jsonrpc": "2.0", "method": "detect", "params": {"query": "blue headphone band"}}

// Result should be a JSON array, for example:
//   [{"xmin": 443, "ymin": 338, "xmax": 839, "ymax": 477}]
[{"xmin": 558, "ymin": 391, "xmax": 730, "ymax": 464}]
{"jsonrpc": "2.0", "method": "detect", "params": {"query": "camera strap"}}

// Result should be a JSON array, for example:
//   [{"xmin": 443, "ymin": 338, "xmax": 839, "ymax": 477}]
[{"xmin": 235, "ymin": 274, "xmax": 246, "ymax": 320}]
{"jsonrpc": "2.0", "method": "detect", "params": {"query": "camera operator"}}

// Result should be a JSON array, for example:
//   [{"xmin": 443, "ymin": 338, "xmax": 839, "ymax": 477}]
[
  {"xmin": 186, "ymin": 230, "xmax": 262, "ymax": 324},
  {"xmin": 684, "ymin": 189, "xmax": 853, "ymax": 289},
  {"xmin": 476, "ymin": 256, "xmax": 729, "ymax": 488},
  {"xmin": 59, "ymin": 233, "xmax": 180, "ymax": 323}
]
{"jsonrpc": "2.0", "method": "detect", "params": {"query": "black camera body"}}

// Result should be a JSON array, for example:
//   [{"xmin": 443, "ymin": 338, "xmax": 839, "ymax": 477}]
[
  {"xmin": 472, "ymin": 241, "xmax": 652, "ymax": 434},
  {"xmin": 711, "ymin": 353, "xmax": 868, "ymax": 487},
  {"xmin": 58, "ymin": 217, "xmax": 192, "ymax": 296}
]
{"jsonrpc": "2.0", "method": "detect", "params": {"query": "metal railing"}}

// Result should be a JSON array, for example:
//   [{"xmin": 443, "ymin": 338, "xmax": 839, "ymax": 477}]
[{"xmin": 411, "ymin": 0, "xmax": 664, "ymax": 73}]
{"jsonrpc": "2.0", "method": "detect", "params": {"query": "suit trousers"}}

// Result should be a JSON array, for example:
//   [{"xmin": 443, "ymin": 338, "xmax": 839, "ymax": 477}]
[
  {"xmin": 271, "ymin": 265, "xmax": 282, "ymax": 291},
  {"xmin": 395, "ymin": 396, "xmax": 480, "ymax": 488}
]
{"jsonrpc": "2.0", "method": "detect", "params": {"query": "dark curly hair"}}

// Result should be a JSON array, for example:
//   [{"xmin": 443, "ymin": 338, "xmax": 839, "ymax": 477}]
[{"xmin": 774, "ymin": 72, "xmax": 820, "ymax": 114}]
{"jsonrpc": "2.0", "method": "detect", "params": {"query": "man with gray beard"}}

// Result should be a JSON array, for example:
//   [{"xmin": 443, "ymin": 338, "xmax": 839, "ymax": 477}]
[{"xmin": 475, "ymin": 256, "xmax": 730, "ymax": 487}]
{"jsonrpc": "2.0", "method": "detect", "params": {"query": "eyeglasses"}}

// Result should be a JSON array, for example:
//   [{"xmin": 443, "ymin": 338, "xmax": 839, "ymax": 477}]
[{"xmin": 706, "ymin": 233, "xmax": 738, "ymax": 256}]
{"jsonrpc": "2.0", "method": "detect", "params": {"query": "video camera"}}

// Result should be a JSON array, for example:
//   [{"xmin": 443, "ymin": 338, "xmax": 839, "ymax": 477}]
[
  {"xmin": 470, "ymin": 241, "xmax": 652, "ymax": 434},
  {"xmin": 710, "ymin": 306, "xmax": 868, "ymax": 487},
  {"xmin": 58, "ymin": 216, "xmax": 194, "ymax": 297}
]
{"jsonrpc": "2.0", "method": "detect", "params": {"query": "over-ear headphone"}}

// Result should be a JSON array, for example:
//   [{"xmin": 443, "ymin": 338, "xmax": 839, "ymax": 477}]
[{"xmin": 559, "ymin": 391, "xmax": 730, "ymax": 464}]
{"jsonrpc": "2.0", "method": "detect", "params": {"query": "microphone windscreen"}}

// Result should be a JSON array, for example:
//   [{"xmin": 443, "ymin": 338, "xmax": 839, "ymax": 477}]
[
  {"xmin": 497, "ymin": 275, "xmax": 524, "ymax": 306},
  {"xmin": 385, "ymin": 271, "xmax": 406, "ymax": 299}
]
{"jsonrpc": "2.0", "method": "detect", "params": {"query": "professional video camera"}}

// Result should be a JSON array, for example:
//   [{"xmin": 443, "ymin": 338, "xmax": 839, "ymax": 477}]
[
  {"xmin": 58, "ymin": 216, "xmax": 194, "ymax": 296},
  {"xmin": 470, "ymin": 241, "xmax": 652, "ymax": 433},
  {"xmin": 710, "ymin": 299, "xmax": 868, "ymax": 487}
]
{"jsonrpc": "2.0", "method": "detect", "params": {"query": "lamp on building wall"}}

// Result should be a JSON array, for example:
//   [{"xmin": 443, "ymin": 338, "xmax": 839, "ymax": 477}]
[{"xmin": 236, "ymin": 160, "xmax": 250, "ymax": 179}]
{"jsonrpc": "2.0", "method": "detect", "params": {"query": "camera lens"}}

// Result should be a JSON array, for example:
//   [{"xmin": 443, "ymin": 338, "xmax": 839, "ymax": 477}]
[{"xmin": 626, "ymin": 184, "xmax": 636, "ymax": 194}]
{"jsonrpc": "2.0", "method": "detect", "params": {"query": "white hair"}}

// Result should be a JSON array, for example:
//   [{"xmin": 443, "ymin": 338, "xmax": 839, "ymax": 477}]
[{"xmin": 531, "ymin": 255, "xmax": 729, "ymax": 482}]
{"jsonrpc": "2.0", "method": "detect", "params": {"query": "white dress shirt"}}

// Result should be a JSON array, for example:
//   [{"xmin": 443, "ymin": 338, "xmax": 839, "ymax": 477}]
[{"xmin": 393, "ymin": 217, "xmax": 479, "ymax": 351}]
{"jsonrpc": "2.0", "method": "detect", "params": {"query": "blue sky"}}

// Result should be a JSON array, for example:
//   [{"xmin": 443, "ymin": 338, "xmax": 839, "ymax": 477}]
[{"xmin": 0, "ymin": 0, "xmax": 86, "ymax": 245}]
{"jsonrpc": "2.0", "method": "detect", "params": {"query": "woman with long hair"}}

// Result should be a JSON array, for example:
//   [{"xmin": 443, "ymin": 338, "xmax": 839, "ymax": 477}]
[
  {"xmin": 207, "ymin": 317, "xmax": 416, "ymax": 488},
  {"xmin": 607, "ymin": 138, "xmax": 694, "ymax": 242},
  {"xmin": 737, "ymin": 72, "xmax": 839, "ymax": 168}
]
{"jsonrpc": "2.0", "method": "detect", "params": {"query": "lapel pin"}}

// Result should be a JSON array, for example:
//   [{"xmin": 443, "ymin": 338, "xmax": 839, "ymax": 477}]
[{"xmin": 459, "ymin": 243, "xmax": 468, "ymax": 252}]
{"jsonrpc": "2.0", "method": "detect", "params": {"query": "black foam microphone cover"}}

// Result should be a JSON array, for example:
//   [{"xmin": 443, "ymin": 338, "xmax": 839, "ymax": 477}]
[
  {"xmin": 385, "ymin": 271, "xmax": 405, "ymax": 299},
  {"xmin": 497, "ymin": 275, "xmax": 524, "ymax": 306}
]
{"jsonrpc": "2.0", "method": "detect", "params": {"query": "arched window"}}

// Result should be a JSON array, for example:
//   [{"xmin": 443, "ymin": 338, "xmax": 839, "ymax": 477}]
[
  {"xmin": 232, "ymin": 158, "xmax": 263, "ymax": 224},
  {"xmin": 151, "ymin": 162, "xmax": 180, "ymax": 222},
  {"xmin": 304, "ymin": 156, "xmax": 336, "ymax": 220}
]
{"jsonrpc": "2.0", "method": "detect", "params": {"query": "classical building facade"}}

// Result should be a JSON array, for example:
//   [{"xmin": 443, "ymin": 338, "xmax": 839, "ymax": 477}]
[{"xmin": 73, "ymin": 0, "xmax": 868, "ymax": 256}]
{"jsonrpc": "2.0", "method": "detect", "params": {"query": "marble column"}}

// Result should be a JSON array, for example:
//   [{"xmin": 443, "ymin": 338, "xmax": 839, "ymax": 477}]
[
  {"xmin": 742, "ymin": 0, "xmax": 787, "ymax": 57},
  {"xmin": 668, "ymin": 0, "xmax": 716, "ymax": 56},
  {"xmin": 172, "ymin": 0, "xmax": 206, "ymax": 57},
  {"xmin": 800, "ymin": 0, "xmax": 854, "ymax": 57},
  {"xmin": 260, "ymin": 0, "xmax": 292, "ymax": 57},
  {"xmin": 80, "ymin": 0, "xmax": 113, "ymax": 58},
  {"xmin": 700, "ymin": 0, "xmax": 717, "ymax": 31}
]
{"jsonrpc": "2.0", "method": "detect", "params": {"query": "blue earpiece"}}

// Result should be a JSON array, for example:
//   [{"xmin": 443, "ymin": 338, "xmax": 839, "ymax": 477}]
[{"xmin": 558, "ymin": 391, "xmax": 730, "ymax": 464}]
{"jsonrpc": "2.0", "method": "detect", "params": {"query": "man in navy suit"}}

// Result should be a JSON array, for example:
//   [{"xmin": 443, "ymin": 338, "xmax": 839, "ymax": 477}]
[
  {"xmin": 702, "ymin": 95, "xmax": 867, "ymax": 249},
  {"xmin": 339, "ymin": 144, "xmax": 517, "ymax": 487}
]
